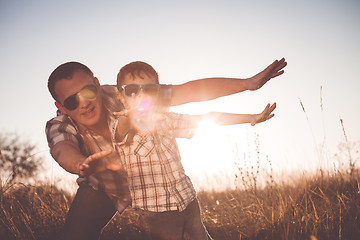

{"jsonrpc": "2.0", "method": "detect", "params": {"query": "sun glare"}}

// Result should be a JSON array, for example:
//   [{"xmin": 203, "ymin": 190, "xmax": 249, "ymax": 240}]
[
  {"xmin": 195, "ymin": 118, "xmax": 219, "ymax": 136},
  {"xmin": 172, "ymin": 103, "xmax": 257, "ymax": 190},
  {"xmin": 178, "ymin": 115, "xmax": 243, "ymax": 190}
]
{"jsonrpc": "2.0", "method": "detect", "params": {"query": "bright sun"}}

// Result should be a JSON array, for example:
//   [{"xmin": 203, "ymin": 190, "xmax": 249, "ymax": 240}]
[
  {"xmin": 172, "ymin": 102, "xmax": 259, "ymax": 190},
  {"xmin": 177, "ymin": 115, "xmax": 245, "ymax": 189}
]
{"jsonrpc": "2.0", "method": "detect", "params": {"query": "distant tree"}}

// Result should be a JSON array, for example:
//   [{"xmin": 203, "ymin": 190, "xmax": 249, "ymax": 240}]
[{"xmin": 0, "ymin": 132, "xmax": 44, "ymax": 184}]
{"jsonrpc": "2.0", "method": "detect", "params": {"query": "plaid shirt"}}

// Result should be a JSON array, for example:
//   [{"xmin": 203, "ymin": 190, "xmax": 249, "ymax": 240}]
[
  {"xmin": 111, "ymin": 112, "xmax": 198, "ymax": 212},
  {"xmin": 45, "ymin": 84, "xmax": 172, "ymax": 211}
]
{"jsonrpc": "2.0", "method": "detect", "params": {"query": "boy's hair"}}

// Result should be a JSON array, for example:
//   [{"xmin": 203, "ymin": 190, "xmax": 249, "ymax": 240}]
[
  {"xmin": 48, "ymin": 61, "xmax": 94, "ymax": 101},
  {"xmin": 117, "ymin": 61, "xmax": 159, "ymax": 89}
]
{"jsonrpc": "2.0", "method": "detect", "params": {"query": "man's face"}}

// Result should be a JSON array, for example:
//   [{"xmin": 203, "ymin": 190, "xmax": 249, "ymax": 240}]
[{"xmin": 54, "ymin": 70, "xmax": 104, "ymax": 129}]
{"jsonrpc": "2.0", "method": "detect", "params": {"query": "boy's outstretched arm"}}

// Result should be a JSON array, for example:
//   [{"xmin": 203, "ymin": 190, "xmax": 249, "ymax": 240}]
[
  {"xmin": 170, "ymin": 58, "xmax": 286, "ymax": 106},
  {"xmin": 200, "ymin": 103, "xmax": 276, "ymax": 126}
]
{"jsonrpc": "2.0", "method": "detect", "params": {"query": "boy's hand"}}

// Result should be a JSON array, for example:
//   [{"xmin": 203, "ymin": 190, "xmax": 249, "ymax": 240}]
[
  {"xmin": 247, "ymin": 58, "xmax": 287, "ymax": 91},
  {"xmin": 251, "ymin": 103, "xmax": 276, "ymax": 126},
  {"xmin": 79, "ymin": 149, "xmax": 122, "ymax": 177}
]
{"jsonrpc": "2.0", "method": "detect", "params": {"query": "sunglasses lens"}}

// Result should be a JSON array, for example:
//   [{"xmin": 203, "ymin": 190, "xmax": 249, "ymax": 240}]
[
  {"xmin": 122, "ymin": 84, "xmax": 159, "ymax": 97},
  {"xmin": 80, "ymin": 85, "xmax": 98, "ymax": 100},
  {"xmin": 63, "ymin": 85, "xmax": 98, "ymax": 111},
  {"xmin": 144, "ymin": 85, "xmax": 159, "ymax": 96},
  {"xmin": 124, "ymin": 85, "xmax": 140, "ymax": 96},
  {"xmin": 63, "ymin": 95, "xmax": 78, "ymax": 111}
]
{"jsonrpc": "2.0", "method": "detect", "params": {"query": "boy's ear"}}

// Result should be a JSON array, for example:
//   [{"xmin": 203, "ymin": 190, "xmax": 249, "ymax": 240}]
[{"xmin": 55, "ymin": 101, "xmax": 67, "ymax": 115}]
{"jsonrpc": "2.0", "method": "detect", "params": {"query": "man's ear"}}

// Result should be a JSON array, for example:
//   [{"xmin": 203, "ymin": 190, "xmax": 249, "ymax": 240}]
[{"xmin": 55, "ymin": 101, "xmax": 67, "ymax": 115}]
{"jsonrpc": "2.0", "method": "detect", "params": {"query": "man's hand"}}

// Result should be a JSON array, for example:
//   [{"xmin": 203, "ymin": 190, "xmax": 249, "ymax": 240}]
[
  {"xmin": 79, "ymin": 149, "xmax": 122, "ymax": 177},
  {"xmin": 247, "ymin": 58, "xmax": 287, "ymax": 91},
  {"xmin": 251, "ymin": 103, "xmax": 276, "ymax": 126}
]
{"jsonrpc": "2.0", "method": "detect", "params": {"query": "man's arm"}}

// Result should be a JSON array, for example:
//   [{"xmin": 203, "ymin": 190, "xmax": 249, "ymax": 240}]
[
  {"xmin": 51, "ymin": 141, "xmax": 116, "ymax": 176},
  {"xmin": 50, "ymin": 141, "xmax": 86, "ymax": 175},
  {"xmin": 170, "ymin": 58, "xmax": 286, "ymax": 106}
]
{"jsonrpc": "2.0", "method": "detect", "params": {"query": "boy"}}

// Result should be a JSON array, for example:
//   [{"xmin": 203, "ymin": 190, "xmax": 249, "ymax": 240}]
[{"xmin": 105, "ymin": 61, "xmax": 276, "ymax": 240}]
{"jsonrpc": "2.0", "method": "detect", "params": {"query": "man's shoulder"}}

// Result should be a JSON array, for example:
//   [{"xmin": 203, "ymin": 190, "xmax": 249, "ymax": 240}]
[
  {"xmin": 45, "ymin": 113, "xmax": 82, "ymax": 149},
  {"xmin": 46, "ymin": 114, "xmax": 78, "ymax": 135},
  {"xmin": 46, "ymin": 114, "xmax": 73, "ymax": 126}
]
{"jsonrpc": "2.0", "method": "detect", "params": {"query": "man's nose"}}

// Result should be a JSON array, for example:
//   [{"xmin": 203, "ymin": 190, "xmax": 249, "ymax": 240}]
[{"xmin": 79, "ymin": 95, "xmax": 92, "ymax": 108}]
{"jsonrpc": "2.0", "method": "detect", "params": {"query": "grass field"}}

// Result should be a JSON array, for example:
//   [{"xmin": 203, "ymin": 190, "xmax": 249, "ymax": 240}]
[{"xmin": 1, "ymin": 166, "xmax": 359, "ymax": 240}]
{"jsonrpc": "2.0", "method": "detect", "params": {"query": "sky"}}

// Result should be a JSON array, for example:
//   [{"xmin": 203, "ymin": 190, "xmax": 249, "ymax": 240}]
[{"xmin": 0, "ymin": 0, "xmax": 359, "ymax": 191}]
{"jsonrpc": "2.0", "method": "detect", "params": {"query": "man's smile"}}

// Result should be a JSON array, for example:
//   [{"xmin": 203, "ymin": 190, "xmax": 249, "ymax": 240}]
[{"xmin": 81, "ymin": 105, "xmax": 96, "ymax": 117}]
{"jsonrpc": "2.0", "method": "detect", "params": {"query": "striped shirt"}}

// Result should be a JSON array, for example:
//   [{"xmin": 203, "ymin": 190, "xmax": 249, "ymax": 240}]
[{"xmin": 111, "ymin": 112, "xmax": 198, "ymax": 212}]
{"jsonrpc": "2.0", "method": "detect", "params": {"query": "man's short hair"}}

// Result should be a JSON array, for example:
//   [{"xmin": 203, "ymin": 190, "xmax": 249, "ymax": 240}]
[
  {"xmin": 117, "ymin": 61, "xmax": 159, "ymax": 89},
  {"xmin": 48, "ymin": 61, "xmax": 94, "ymax": 101}
]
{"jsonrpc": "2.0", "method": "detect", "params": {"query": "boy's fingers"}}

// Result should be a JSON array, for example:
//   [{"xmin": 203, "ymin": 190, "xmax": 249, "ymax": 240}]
[
  {"xmin": 274, "ymin": 58, "xmax": 286, "ymax": 69},
  {"xmin": 267, "ymin": 114, "xmax": 275, "ymax": 120},
  {"xmin": 269, "ymin": 103, "xmax": 277, "ymax": 112},
  {"xmin": 270, "ymin": 58, "xmax": 286, "ymax": 77},
  {"xmin": 271, "ymin": 70, "xmax": 284, "ymax": 78},
  {"xmin": 259, "ymin": 103, "xmax": 276, "ymax": 120},
  {"xmin": 262, "ymin": 104, "xmax": 270, "ymax": 114}
]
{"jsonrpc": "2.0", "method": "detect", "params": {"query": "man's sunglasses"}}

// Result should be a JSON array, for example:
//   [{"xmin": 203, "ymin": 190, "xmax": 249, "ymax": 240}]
[
  {"xmin": 62, "ymin": 84, "xmax": 98, "ymax": 111},
  {"xmin": 119, "ymin": 84, "xmax": 160, "ymax": 97}
]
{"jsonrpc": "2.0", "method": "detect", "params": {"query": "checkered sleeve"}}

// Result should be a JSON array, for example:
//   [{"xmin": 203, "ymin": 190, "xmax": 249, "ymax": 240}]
[
  {"xmin": 45, "ymin": 115, "xmax": 81, "ymax": 150},
  {"xmin": 163, "ymin": 112, "xmax": 198, "ymax": 139},
  {"xmin": 158, "ymin": 84, "xmax": 172, "ymax": 108}
]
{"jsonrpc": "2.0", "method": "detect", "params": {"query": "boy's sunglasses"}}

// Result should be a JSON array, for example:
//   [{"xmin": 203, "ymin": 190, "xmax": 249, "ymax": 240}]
[
  {"xmin": 119, "ymin": 84, "xmax": 160, "ymax": 97},
  {"xmin": 62, "ymin": 84, "xmax": 98, "ymax": 111}
]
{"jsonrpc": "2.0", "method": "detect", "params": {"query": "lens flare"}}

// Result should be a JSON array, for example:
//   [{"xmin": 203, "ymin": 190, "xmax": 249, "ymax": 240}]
[{"xmin": 129, "ymin": 98, "xmax": 159, "ymax": 133}]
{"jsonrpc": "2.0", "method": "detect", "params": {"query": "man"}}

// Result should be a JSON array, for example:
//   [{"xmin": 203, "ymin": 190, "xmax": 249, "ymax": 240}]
[{"xmin": 46, "ymin": 58, "xmax": 286, "ymax": 240}]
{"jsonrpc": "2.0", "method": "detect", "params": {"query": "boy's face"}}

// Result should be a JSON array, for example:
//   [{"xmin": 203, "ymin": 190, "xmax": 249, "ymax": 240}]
[
  {"xmin": 118, "ymin": 72, "xmax": 160, "ymax": 132},
  {"xmin": 118, "ymin": 72, "xmax": 159, "ymax": 113}
]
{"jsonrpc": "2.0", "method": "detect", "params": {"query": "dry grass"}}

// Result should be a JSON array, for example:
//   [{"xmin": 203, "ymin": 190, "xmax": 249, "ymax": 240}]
[
  {"xmin": 1, "ymin": 168, "xmax": 359, "ymax": 240},
  {"xmin": 199, "ymin": 169, "xmax": 360, "ymax": 240}
]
